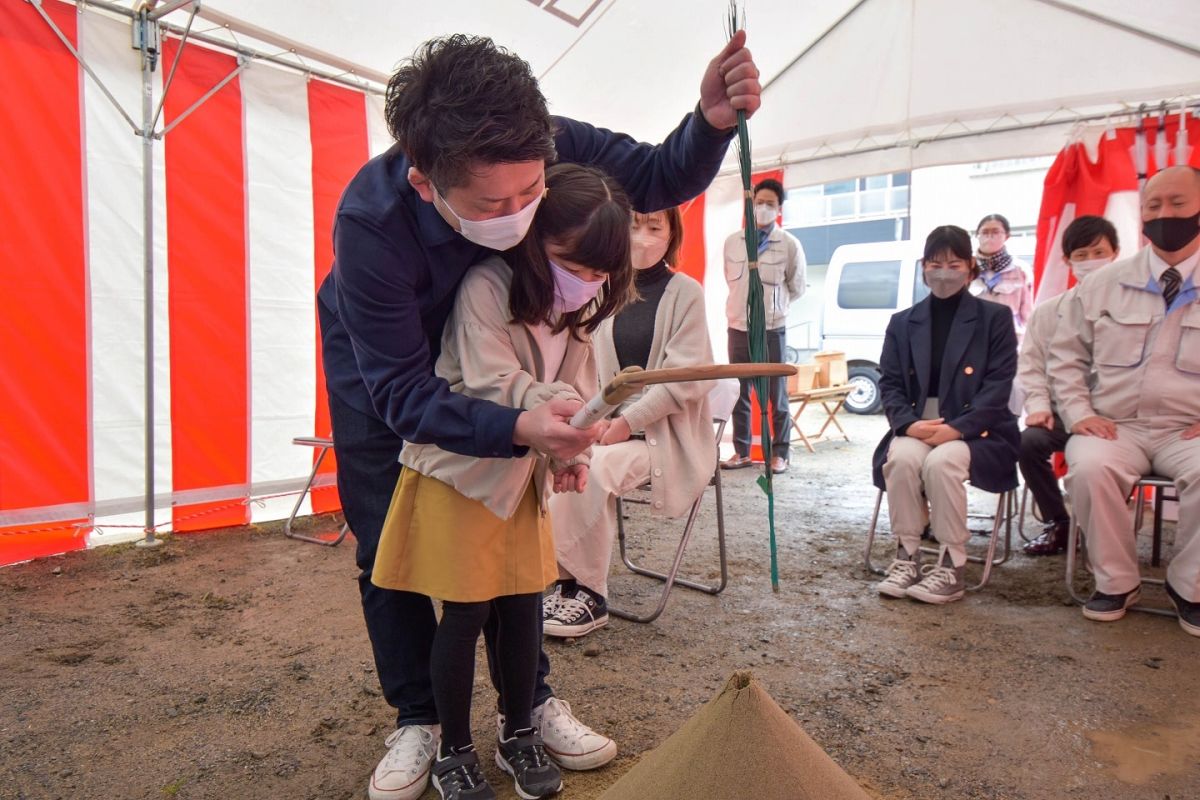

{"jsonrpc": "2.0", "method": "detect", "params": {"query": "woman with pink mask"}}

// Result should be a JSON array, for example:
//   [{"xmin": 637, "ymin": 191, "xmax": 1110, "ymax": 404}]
[
  {"xmin": 543, "ymin": 206, "xmax": 717, "ymax": 640},
  {"xmin": 974, "ymin": 213, "xmax": 1035, "ymax": 335}
]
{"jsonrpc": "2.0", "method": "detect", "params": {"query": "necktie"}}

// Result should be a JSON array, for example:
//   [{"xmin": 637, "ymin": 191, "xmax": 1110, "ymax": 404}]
[{"xmin": 1161, "ymin": 267, "xmax": 1182, "ymax": 307}]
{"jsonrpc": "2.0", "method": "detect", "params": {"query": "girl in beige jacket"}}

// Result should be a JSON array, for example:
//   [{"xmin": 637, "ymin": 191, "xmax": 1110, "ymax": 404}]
[
  {"xmin": 545, "ymin": 206, "xmax": 717, "ymax": 638},
  {"xmin": 372, "ymin": 164, "xmax": 634, "ymax": 799}
]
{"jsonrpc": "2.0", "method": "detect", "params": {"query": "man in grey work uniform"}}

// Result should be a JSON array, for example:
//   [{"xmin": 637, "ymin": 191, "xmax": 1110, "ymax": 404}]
[{"xmin": 1049, "ymin": 165, "xmax": 1200, "ymax": 636}]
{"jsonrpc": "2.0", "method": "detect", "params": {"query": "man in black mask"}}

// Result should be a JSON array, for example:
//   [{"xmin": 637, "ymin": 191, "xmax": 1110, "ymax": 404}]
[{"xmin": 1048, "ymin": 165, "xmax": 1200, "ymax": 637}]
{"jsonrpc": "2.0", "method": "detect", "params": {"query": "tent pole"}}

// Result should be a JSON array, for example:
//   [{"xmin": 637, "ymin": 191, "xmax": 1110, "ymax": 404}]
[
  {"xmin": 81, "ymin": 0, "xmax": 385, "ymax": 94},
  {"xmin": 728, "ymin": 98, "xmax": 1200, "ymax": 176},
  {"xmin": 135, "ymin": 5, "xmax": 163, "ymax": 549},
  {"xmin": 1029, "ymin": 0, "xmax": 1200, "ymax": 60},
  {"xmin": 759, "ymin": 0, "xmax": 871, "ymax": 93}
]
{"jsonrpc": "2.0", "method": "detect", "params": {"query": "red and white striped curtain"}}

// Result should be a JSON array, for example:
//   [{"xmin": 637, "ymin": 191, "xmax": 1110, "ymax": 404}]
[
  {"xmin": 0, "ymin": 1, "xmax": 388, "ymax": 565},
  {"xmin": 1034, "ymin": 113, "xmax": 1200, "ymax": 303}
]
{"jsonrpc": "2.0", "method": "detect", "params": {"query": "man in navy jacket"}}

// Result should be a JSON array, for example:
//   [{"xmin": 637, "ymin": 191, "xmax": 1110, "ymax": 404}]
[{"xmin": 318, "ymin": 33, "xmax": 761, "ymax": 800}]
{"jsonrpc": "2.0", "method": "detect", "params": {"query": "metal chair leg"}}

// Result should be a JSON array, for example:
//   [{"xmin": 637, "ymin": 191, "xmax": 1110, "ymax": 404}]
[
  {"xmin": 610, "ymin": 421, "xmax": 730, "ymax": 623},
  {"xmin": 968, "ymin": 490, "xmax": 1012, "ymax": 591},
  {"xmin": 863, "ymin": 489, "xmax": 886, "ymax": 576},
  {"xmin": 284, "ymin": 447, "xmax": 350, "ymax": 547},
  {"xmin": 1065, "ymin": 487, "xmax": 1174, "ymax": 618},
  {"xmin": 1064, "ymin": 512, "xmax": 1090, "ymax": 606}
]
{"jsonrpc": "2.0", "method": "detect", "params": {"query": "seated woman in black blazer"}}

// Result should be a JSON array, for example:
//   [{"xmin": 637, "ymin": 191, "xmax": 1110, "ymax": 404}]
[{"xmin": 872, "ymin": 225, "xmax": 1019, "ymax": 604}]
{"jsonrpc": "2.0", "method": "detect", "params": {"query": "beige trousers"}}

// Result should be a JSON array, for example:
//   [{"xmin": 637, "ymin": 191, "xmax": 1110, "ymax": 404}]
[
  {"xmin": 548, "ymin": 440, "xmax": 652, "ymax": 598},
  {"xmin": 1065, "ymin": 420, "xmax": 1200, "ymax": 602},
  {"xmin": 882, "ymin": 436, "xmax": 973, "ymax": 567}
]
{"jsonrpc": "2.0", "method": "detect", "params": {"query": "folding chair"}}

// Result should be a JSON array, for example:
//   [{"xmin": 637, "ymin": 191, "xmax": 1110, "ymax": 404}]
[
  {"xmin": 284, "ymin": 436, "xmax": 350, "ymax": 547},
  {"xmin": 863, "ymin": 486, "xmax": 1016, "ymax": 591},
  {"xmin": 609, "ymin": 380, "xmax": 738, "ymax": 623},
  {"xmin": 786, "ymin": 385, "xmax": 853, "ymax": 453},
  {"xmin": 1065, "ymin": 474, "xmax": 1178, "ymax": 617}
]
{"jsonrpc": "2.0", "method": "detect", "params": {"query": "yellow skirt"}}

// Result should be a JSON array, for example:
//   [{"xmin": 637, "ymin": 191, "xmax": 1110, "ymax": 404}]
[{"xmin": 372, "ymin": 469, "xmax": 558, "ymax": 603}]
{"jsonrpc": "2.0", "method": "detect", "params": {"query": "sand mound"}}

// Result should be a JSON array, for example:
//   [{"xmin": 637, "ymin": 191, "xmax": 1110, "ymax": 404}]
[{"xmin": 600, "ymin": 671, "xmax": 872, "ymax": 800}]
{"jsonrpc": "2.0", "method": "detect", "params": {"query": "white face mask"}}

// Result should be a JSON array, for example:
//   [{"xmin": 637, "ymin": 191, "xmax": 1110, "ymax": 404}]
[
  {"xmin": 1070, "ymin": 257, "xmax": 1111, "ymax": 281},
  {"xmin": 754, "ymin": 204, "xmax": 778, "ymax": 228},
  {"xmin": 436, "ymin": 188, "xmax": 544, "ymax": 251},
  {"xmin": 925, "ymin": 268, "xmax": 969, "ymax": 299},
  {"xmin": 630, "ymin": 231, "xmax": 668, "ymax": 270},
  {"xmin": 549, "ymin": 259, "xmax": 605, "ymax": 313}
]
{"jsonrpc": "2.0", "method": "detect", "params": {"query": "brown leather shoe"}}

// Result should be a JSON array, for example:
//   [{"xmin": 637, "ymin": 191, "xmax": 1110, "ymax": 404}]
[
  {"xmin": 1022, "ymin": 520, "xmax": 1069, "ymax": 556},
  {"xmin": 770, "ymin": 456, "xmax": 789, "ymax": 474},
  {"xmin": 720, "ymin": 454, "xmax": 754, "ymax": 470}
]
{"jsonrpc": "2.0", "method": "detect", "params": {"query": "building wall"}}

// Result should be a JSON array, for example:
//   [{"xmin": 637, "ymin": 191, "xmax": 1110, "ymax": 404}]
[{"xmin": 909, "ymin": 158, "xmax": 1052, "ymax": 240}]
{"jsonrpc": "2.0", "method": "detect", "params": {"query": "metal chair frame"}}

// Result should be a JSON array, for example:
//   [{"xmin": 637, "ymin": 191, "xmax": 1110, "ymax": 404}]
[
  {"xmin": 1065, "ymin": 475, "xmax": 1178, "ymax": 617},
  {"xmin": 284, "ymin": 436, "xmax": 350, "ymax": 547},
  {"xmin": 863, "ymin": 486, "xmax": 1016, "ymax": 591},
  {"xmin": 609, "ymin": 419, "xmax": 729, "ymax": 623}
]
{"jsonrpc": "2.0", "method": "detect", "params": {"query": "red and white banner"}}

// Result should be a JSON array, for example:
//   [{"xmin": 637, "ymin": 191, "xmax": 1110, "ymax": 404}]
[
  {"xmin": 0, "ymin": 2, "xmax": 388, "ymax": 565},
  {"xmin": 1034, "ymin": 115, "xmax": 1200, "ymax": 303}
]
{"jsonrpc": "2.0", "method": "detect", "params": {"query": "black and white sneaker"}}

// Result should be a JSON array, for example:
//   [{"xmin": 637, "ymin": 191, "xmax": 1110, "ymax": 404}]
[
  {"xmin": 496, "ymin": 728, "xmax": 563, "ymax": 799},
  {"xmin": 1082, "ymin": 587, "xmax": 1141, "ymax": 622},
  {"xmin": 1166, "ymin": 582, "xmax": 1200, "ymax": 637},
  {"xmin": 431, "ymin": 744, "xmax": 495, "ymax": 800},
  {"xmin": 541, "ymin": 583, "xmax": 569, "ymax": 625},
  {"xmin": 543, "ymin": 587, "xmax": 608, "ymax": 638}
]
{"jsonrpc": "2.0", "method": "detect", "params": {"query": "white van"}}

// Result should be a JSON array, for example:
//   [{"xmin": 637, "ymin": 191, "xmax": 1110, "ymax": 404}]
[{"xmin": 820, "ymin": 238, "xmax": 1035, "ymax": 414}]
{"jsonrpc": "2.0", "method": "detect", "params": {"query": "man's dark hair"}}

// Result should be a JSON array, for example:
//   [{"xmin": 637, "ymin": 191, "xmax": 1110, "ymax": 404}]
[
  {"xmin": 923, "ymin": 225, "xmax": 980, "ymax": 278},
  {"xmin": 754, "ymin": 178, "xmax": 785, "ymax": 206},
  {"xmin": 385, "ymin": 35, "xmax": 557, "ymax": 188},
  {"xmin": 1062, "ymin": 215, "xmax": 1119, "ymax": 257},
  {"xmin": 506, "ymin": 164, "xmax": 635, "ymax": 337}
]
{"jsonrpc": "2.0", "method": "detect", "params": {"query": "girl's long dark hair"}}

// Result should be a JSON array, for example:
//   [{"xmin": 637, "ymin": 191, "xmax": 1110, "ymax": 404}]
[{"xmin": 505, "ymin": 163, "xmax": 635, "ymax": 336}]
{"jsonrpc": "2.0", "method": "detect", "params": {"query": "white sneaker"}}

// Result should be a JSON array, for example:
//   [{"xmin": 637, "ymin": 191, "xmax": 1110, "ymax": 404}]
[
  {"xmin": 905, "ymin": 562, "xmax": 966, "ymax": 604},
  {"xmin": 369, "ymin": 723, "xmax": 441, "ymax": 800},
  {"xmin": 499, "ymin": 697, "xmax": 617, "ymax": 771},
  {"xmin": 876, "ymin": 551, "xmax": 921, "ymax": 599},
  {"xmin": 542, "ymin": 585, "xmax": 568, "ymax": 623}
]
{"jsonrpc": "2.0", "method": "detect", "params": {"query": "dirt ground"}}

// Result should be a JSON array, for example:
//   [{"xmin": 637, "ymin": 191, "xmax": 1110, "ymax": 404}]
[{"xmin": 2, "ymin": 409, "xmax": 1198, "ymax": 800}]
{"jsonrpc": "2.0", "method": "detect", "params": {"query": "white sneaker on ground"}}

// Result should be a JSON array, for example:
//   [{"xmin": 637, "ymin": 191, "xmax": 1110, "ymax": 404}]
[
  {"xmin": 905, "ymin": 562, "xmax": 966, "ymax": 604},
  {"xmin": 876, "ymin": 548, "xmax": 921, "ymax": 598},
  {"xmin": 369, "ymin": 723, "xmax": 441, "ymax": 800},
  {"xmin": 542, "ymin": 584, "xmax": 568, "ymax": 623},
  {"xmin": 499, "ymin": 697, "xmax": 617, "ymax": 771},
  {"xmin": 544, "ymin": 588, "xmax": 608, "ymax": 639}
]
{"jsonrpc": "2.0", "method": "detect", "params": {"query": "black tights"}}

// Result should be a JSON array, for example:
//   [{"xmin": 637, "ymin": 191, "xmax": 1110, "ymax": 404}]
[{"xmin": 432, "ymin": 593, "xmax": 542, "ymax": 752}]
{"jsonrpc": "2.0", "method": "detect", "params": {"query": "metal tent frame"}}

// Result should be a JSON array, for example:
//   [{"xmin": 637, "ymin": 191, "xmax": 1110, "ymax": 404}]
[{"xmin": 28, "ymin": 0, "xmax": 385, "ymax": 545}]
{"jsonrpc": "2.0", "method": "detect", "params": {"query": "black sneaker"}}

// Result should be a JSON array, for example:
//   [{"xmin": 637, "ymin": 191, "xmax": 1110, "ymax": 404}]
[
  {"xmin": 543, "ymin": 587, "xmax": 608, "ymax": 639},
  {"xmin": 431, "ymin": 744, "xmax": 495, "ymax": 800},
  {"xmin": 1082, "ymin": 587, "xmax": 1141, "ymax": 622},
  {"xmin": 495, "ymin": 728, "xmax": 563, "ymax": 799},
  {"xmin": 1165, "ymin": 582, "xmax": 1200, "ymax": 637}
]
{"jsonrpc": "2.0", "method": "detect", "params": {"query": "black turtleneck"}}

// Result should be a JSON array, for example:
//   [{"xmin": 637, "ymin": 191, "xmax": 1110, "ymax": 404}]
[
  {"xmin": 613, "ymin": 260, "xmax": 673, "ymax": 370},
  {"xmin": 928, "ymin": 289, "xmax": 965, "ymax": 396}
]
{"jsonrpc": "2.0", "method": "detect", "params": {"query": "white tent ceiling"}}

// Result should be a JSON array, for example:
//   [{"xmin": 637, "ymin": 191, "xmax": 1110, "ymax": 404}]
[{"xmin": 94, "ymin": 0, "xmax": 1200, "ymax": 185}]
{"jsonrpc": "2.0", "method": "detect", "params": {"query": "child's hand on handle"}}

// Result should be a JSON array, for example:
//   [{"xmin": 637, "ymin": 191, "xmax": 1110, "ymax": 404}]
[
  {"xmin": 553, "ymin": 463, "xmax": 589, "ymax": 494},
  {"xmin": 514, "ymin": 397, "xmax": 602, "ymax": 461},
  {"xmin": 599, "ymin": 416, "xmax": 631, "ymax": 446}
]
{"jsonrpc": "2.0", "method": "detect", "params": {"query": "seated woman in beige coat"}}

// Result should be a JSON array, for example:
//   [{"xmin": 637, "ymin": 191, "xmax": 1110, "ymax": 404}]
[{"xmin": 544, "ymin": 206, "xmax": 716, "ymax": 638}]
